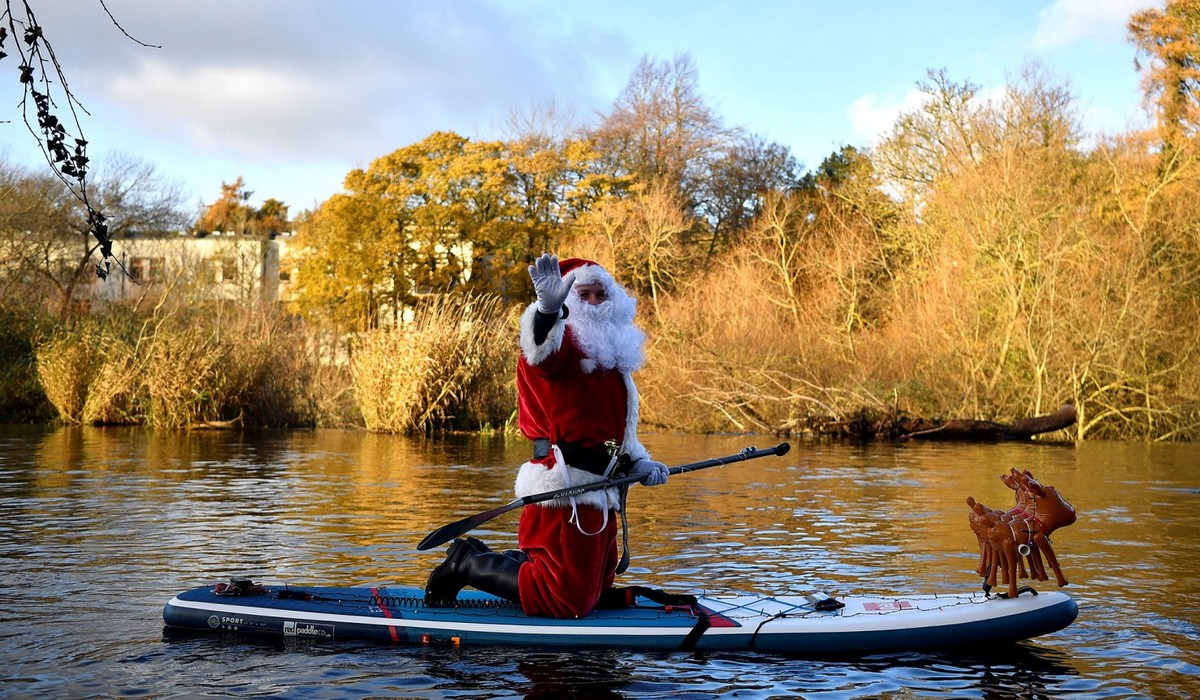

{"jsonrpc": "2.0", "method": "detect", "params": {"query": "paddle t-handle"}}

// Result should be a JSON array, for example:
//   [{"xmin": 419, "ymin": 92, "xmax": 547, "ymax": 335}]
[{"xmin": 417, "ymin": 441, "xmax": 791, "ymax": 551}]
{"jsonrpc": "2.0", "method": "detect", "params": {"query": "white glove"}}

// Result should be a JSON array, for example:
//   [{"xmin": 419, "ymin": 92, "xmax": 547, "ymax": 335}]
[
  {"xmin": 528, "ymin": 253, "xmax": 577, "ymax": 315},
  {"xmin": 631, "ymin": 458, "xmax": 669, "ymax": 486}
]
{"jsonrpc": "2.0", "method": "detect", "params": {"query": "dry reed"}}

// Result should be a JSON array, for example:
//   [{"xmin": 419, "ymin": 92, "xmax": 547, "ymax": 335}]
[
  {"xmin": 80, "ymin": 337, "xmax": 140, "ymax": 425},
  {"xmin": 140, "ymin": 321, "xmax": 224, "ymax": 429},
  {"xmin": 35, "ymin": 327, "xmax": 103, "ymax": 423},
  {"xmin": 351, "ymin": 293, "xmax": 515, "ymax": 433},
  {"xmin": 209, "ymin": 309, "xmax": 317, "ymax": 428}
]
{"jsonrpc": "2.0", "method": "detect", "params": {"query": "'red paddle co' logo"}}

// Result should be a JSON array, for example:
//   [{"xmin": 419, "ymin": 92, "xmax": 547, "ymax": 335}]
[
  {"xmin": 863, "ymin": 601, "xmax": 914, "ymax": 612},
  {"xmin": 283, "ymin": 620, "xmax": 335, "ymax": 638}
]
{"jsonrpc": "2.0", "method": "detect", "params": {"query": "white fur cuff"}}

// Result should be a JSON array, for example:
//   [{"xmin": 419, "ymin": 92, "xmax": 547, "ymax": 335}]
[
  {"xmin": 519, "ymin": 302, "xmax": 565, "ymax": 366},
  {"xmin": 514, "ymin": 459, "xmax": 620, "ymax": 511}
]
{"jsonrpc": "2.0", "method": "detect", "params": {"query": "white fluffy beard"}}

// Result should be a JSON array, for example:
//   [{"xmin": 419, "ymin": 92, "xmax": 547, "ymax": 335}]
[{"xmin": 566, "ymin": 287, "xmax": 646, "ymax": 373}]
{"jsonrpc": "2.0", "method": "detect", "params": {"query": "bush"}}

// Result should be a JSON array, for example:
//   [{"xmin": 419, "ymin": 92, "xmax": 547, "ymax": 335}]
[
  {"xmin": 210, "ymin": 310, "xmax": 319, "ymax": 428},
  {"xmin": 351, "ymin": 293, "xmax": 516, "ymax": 433},
  {"xmin": 0, "ymin": 306, "xmax": 55, "ymax": 423},
  {"xmin": 35, "ymin": 326, "xmax": 106, "ymax": 424},
  {"xmin": 30, "ymin": 304, "xmax": 349, "ymax": 429}
]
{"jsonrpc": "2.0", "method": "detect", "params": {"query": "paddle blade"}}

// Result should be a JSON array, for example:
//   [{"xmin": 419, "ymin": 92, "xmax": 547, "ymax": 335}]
[
  {"xmin": 417, "ymin": 515, "xmax": 484, "ymax": 551},
  {"xmin": 416, "ymin": 500, "xmax": 519, "ymax": 551}
]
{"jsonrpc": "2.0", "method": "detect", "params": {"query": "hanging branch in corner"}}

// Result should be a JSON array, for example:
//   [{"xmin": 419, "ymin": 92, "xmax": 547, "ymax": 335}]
[{"xmin": 1, "ymin": 0, "xmax": 159, "ymax": 280}]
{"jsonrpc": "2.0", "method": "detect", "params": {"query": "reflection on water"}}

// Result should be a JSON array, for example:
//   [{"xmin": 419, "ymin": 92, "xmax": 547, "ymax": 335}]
[{"xmin": 1, "ymin": 425, "xmax": 1198, "ymax": 698}]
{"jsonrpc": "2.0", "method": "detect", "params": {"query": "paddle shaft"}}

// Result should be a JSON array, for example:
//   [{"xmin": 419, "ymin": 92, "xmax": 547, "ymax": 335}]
[{"xmin": 416, "ymin": 442, "xmax": 790, "ymax": 551}]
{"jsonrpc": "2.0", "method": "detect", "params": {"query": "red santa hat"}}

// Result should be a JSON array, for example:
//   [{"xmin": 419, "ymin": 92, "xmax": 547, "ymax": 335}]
[{"xmin": 558, "ymin": 257, "xmax": 614, "ymax": 288}]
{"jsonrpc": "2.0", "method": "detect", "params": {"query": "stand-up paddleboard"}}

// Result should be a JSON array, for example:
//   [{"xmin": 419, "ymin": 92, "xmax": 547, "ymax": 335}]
[{"xmin": 163, "ymin": 580, "xmax": 1078, "ymax": 653}]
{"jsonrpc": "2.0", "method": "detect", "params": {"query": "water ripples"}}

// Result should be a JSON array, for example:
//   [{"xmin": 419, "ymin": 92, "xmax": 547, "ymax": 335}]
[{"xmin": 1, "ymin": 427, "xmax": 1197, "ymax": 698}]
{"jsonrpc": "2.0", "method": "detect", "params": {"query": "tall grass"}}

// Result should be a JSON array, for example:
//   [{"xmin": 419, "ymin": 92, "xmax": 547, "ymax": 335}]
[
  {"xmin": 351, "ymin": 293, "xmax": 515, "ymax": 433},
  {"xmin": 208, "ymin": 310, "xmax": 327, "ymax": 428},
  {"xmin": 81, "ymin": 337, "xmax": 139, "ymax": 425},
  {"xmin": 33, "ymin": 305, "xmax": 347, "ymax": 429},
  {"xmin": 635, "ymin": 130, "xmax": 1200, "ymax": 440},
  {"xmin": 35, "ymin": 326, "xmax": 105, "ymax": 424},
  {"xmin": 140, "ymin": 320, "xmax": 225, "ymax": 429}
]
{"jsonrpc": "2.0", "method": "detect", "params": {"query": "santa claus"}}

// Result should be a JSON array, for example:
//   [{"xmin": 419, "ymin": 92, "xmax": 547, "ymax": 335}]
[{"xmin": 425, "ymin": 253, "xmax": 669, "ymax": 617}]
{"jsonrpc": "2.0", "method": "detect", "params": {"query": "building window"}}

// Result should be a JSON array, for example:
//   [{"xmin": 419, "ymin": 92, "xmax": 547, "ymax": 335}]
[
  {"xmin": 210, "ymin": 257, "xmax": 238, "ymax": 283},
  {"xmin": 129, "ymin": 257, "xmax": 164, "ymax": 282}
]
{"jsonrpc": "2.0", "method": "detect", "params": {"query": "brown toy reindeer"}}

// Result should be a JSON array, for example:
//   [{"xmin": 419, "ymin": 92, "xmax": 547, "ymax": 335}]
[{"xmin": 966, "ymin": 469, "xmax": 1077, "ymax": 598}]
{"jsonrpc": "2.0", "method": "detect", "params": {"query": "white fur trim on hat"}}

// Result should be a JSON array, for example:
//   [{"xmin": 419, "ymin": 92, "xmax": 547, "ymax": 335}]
[{"xmin": 569, "ymin": 263, "xmax": 615, "ymax": 289}]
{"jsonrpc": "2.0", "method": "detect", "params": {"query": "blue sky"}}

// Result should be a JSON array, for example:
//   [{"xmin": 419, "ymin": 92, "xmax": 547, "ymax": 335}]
[{"xmin": 0, "ymin": 0, "xmax": 1156, "ymax": 217}]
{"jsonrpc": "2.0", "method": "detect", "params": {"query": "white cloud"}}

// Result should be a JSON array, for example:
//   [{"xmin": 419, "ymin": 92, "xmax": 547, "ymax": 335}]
[
  {"xmin": 1032, "ymin": 0, "xmax": 1156, "ymax": 51},
  {"xmin": 846, "ymin": 83, "xmax": 1021, "ymax": 153},
  {"xmin": 847, "ymin": 89, "xmax": 929, "ymax": 146},
  {"xmin": 107, "ymin": 60, "xmax": 352, "ymax": 159},
  {"xmin": 30, "ymin": 0, "xmax": 622, "ymax": 166}
]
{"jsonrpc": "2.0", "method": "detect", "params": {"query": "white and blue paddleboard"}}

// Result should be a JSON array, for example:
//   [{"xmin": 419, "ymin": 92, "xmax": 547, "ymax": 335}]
[{"xmin": 163, "ymin": 581, "xmax": 1078, "ymax": 653}]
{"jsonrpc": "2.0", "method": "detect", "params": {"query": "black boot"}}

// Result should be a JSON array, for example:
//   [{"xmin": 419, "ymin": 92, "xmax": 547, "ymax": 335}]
[
  {"xmin": 425, "ymin": 539, "xmax": 525, "ymax": 606},
  {"xmin": 462, "ymin": 536, "xmax": 531, "ymax": 566},
  {"xmin": 462, "ymin": 536, "xmax": 528, "ymax": 563}
]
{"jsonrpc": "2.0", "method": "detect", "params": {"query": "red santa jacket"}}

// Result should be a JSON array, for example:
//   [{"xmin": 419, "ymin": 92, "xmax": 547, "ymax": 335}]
[{"xmin": 514, "ymin": 302, "xmax": 649, "ymax": 510}]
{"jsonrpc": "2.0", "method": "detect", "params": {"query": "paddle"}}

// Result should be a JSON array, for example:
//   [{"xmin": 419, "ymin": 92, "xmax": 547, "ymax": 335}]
[{"xmin": 416, "ymin": 441, "xmax": 791, "ymax": 551}]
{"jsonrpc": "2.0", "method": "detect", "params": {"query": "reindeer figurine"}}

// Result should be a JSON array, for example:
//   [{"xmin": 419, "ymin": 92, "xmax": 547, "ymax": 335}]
[{"xmin": 966, "ymin": 468, "xmax": 1077, "ymax": 599}]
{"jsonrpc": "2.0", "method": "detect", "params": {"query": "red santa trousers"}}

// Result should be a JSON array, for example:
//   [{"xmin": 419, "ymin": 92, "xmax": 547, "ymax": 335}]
[{"xmin": 516, "ymin": 501, "xmax": 619, "ymax": 618}]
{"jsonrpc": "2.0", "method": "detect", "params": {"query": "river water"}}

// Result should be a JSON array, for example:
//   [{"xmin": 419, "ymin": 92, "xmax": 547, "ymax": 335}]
[{"xmin": 1, "ymin": 425, "xmax": 1197, "ymax": 699}]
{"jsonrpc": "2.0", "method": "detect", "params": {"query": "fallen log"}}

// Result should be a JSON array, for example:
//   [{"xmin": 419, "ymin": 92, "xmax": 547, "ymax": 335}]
[
  {"xmin": 900, "ymin": 404, "xmax": 1076, "ymax": 441},
  {"xmin": 189, "ymin": 410, "xmax": 244, "ymax": 431}
]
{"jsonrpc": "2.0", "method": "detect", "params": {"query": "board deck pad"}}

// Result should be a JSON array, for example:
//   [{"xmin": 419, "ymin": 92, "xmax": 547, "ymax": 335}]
[{"xmin": 163, "ymin": 582, "xmax": 1078, "ymax": 653}]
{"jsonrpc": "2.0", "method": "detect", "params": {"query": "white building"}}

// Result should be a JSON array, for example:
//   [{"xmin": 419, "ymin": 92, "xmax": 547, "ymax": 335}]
[{"xmin": 86, "ymin": 231, "xmax": 295, "ymax": 308}]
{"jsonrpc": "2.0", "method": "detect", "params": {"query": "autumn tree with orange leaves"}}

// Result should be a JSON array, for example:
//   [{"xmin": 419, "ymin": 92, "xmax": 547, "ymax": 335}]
[
  {"xmin": 196, "ymin": 177, "xmax": 291, "ymax": 236},
  {"xmin": 1129, "ymin": 0, "xmax": 1200, "ymax": 162}
]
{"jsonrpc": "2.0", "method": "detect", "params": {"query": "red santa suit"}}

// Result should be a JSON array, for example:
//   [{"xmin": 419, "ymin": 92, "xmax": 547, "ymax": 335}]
[{"xmin": 513, "ymin": 258, "xmax": 650, "ymax": 618}]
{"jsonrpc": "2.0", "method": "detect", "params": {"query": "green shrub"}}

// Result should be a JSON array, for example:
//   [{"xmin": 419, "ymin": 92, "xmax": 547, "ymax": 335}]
[{"xmin": 0, "ymin": 306, "xmax": 55, "ymax": 423}]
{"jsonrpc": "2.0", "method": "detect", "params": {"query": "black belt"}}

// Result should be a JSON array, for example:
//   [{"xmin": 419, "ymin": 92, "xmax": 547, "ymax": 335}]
[
  {"xmin": 531, "ymin": 438, "xmax": 635, "ymax": 574},
  {"xmin": 531, "ymin": 439, "xmax": 627, "ymax": 477}
]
